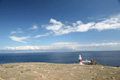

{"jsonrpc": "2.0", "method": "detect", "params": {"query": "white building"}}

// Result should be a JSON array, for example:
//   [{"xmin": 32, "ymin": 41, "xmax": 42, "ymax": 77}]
[
  {"xmin": 79, "ymin": 55, "xmax": 91, "ymax": 65},
  {"xmin": 82, "ymin": 59, "xmax": 91, "ymax": 65}
]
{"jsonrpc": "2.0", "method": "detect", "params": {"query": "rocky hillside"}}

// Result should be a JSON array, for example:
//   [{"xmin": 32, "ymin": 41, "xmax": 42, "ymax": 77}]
[{"xmin": 0, "ymin": 63, "xmax": 120, "ymax": 80}]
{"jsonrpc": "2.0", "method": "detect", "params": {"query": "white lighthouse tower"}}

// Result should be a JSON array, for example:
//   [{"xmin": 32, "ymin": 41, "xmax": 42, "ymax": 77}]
[{"xmin": 79, "ymin": 55, "xmax": 83, "ymax": 65}]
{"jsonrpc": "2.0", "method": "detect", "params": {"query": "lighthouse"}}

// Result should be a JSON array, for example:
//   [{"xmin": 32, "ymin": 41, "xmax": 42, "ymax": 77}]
[{"xmin": 79, "ymin": 55, "xmax": 83, "ymax": 65}]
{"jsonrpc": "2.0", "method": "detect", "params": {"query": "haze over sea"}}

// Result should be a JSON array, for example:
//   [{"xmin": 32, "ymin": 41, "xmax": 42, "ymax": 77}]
[{"xmin": 0, "ymin": 51, "xmax": 120, "ymax": 67}]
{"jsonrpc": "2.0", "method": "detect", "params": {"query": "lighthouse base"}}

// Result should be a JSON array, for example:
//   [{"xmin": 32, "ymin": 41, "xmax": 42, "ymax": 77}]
[{"xmin": 79, "ymin": 62, "xmax": 84, "ymax": 65}]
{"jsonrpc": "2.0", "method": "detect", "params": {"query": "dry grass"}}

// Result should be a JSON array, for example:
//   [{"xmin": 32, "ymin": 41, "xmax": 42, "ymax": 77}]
[{"xmin": 0, "ymin": 63, "xmax": 120, "ymax": 80}]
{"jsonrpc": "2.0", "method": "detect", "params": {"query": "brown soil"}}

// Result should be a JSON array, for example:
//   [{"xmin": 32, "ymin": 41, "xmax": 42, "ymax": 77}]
[{"xmin": 0, "ymin": 63, "xmax": 120, "ymax": 80}]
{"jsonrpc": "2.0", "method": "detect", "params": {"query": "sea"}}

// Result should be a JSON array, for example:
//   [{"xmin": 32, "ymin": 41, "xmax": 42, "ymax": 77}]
[{"xmin": 0, "ymin": 51, "xmax": 120, "ymax": 67}]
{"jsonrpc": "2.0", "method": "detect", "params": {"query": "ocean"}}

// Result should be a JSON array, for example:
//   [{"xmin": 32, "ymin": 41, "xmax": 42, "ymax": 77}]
[{"xmin": 0, "ymin": 51, "xmax": 120, "ymax": 66}]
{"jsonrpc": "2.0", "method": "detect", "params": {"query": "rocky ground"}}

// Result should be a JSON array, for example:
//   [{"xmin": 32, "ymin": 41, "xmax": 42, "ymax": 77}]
[{"xmin": 0, "ymin": 63, "xmax": 120, "ymax": 80}]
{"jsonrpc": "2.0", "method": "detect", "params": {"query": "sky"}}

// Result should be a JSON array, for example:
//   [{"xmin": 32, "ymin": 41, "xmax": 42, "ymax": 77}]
[{"xmin": 0, "ymin": 0, "xmax": 120, "ymax": 52}]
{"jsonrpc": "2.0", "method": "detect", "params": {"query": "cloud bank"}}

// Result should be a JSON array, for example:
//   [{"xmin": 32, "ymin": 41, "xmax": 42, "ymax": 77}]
[
  {"xmin": 43, "ymin": 14, "xmax": 120, "ymax": 35},
  {"xmin": 1, "ymin": 42, "xmax": 120, "ymax": 52}
]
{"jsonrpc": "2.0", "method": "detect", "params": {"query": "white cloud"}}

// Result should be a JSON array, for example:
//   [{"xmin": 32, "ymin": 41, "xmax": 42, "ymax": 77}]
[
  {"xmin": 1, "ymin": 42, "xmax": 120, "ymax": 51},
  {"xmin": 9, "ymin": 36, "xmax": 29, "ymax": 43},
  {"xmin": 34, "ymin": 33, "xmax": 50, "ymax": 38},
  {"xmin": 44, "ymin": 18, "xmax": 63, "ymax": 31},
  {"xmin": 92, "ymin": 17, "xmax": 120, "ymax": 31},
  {"xmin": 43, "ymin": 14, "xmax": 120, "ymax": 35},
  {"xmin": 11, "ymin": 28, "xmax": 23, "ymax": 34},
  {"xmin": 30, "ymin": 25, "xmax": 38, "ymax": 30},
  {"xmin": 77, "ymin": 22, "xmax": 95, "ymax": 32},
  {"xmin": 11, "ymin": 31, "xmax": 16, "ymax": 34}
]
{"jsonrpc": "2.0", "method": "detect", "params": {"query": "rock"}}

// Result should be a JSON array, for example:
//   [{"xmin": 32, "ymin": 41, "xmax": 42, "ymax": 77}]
[{"xmin": 40, "ymin": 75, "xmax": 46, "ymax": 78}]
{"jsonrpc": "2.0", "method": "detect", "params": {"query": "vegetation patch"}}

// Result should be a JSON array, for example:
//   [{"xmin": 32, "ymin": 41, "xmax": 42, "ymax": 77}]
[{"xmin": 90, "ymin": 60, "xmax": 99, "ymax": 65}]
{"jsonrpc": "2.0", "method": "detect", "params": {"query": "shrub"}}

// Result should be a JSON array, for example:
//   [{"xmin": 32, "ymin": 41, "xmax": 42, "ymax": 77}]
[
  {"xmin": 90, "ymin": 60, "xmax": 99, "ymax": 65},
  {"xmin": 20, "ymin": 71, "xmax": 23, "ymax": 73}
]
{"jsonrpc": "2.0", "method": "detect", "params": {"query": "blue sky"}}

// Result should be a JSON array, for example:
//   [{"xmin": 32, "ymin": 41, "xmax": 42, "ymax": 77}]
[{"xmin": 0, "ymin": 0, "xmax": 120, "ymax": 52}]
